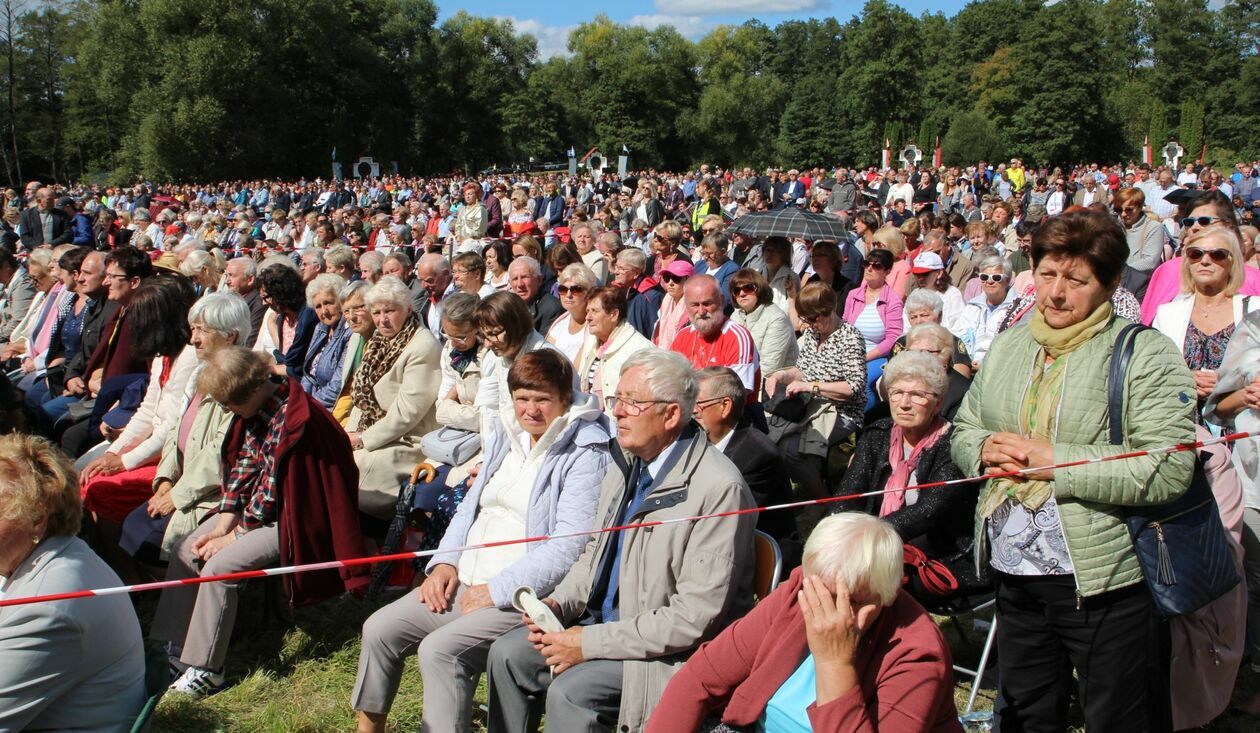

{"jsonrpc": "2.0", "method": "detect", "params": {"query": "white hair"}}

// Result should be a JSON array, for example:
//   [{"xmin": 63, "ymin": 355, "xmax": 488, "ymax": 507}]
[
  {"xmin": 225, "ymin": 256, "xmax": 257, "ymax": 277},
  {"xmin": 508, "ymin": 255, "xmax": 541, "ymax": 278},
  {"xmin": 180, "ymin": 249, "xmax": 215, "ymax": 277},
  {"xmin": 559, "ymin": 263, "xmax": 597, "ymax": 290},
  {"xmin": 975, "ymin": 253, "xmax": 1012, "ymax": 280},
  {"xmin": 259, "ymin": 253, "xmax": 298, "ymax": 273},
  {"xmin": 619, "ymin": 348, "xmax": 696, "ymax": 415},
  {"xmin": 364, "ymin": 275, "xmax": 414, "ymax": 314},
  {"xmin": 904, "ymin": 287, "xmax": 944, "ymax": 317},
  {"xmin": 189, "ymin": 292, "xmax": 252, "ymax": 344},
  {"xmin": 804, "ymin": 513, "xmax": 904, "ymax": 608},
  {"xmin": 904, "ymin": 323, "xmax": 953, "ymax": 355},
  {"xmin": 305, "ymin": 273, "xmax": 348, "ymax": 306},
  {"xmin": 358, "ymin": 251, "xmax": 384, "ymax": 274},
  {"xmin": 883, "ymin": 349, "xmax": 947, "ymax": 398},
  {"xmin": 419, "ymin": 252, "xmax": 451, "ymax": 276}
]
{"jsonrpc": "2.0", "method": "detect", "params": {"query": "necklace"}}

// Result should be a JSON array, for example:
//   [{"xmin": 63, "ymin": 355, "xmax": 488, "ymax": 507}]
[{"xmin": 1195, "ymin": 293, "xmax": 1228, "ymax": 320}]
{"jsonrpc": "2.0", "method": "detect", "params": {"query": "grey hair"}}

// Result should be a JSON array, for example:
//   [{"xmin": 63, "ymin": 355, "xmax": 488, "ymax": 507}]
[
  {"xmin": 305, "ymin": 273, "xmax": 348, "ymax": 306},
  {"xmin": 619, "ymin": 348, "xmax": 697, "ymax": 416},
  {"xmin": 559, "ymin": 263, "xmax": 597, "ymax": 290},
  {"xmin": 883, "ymin": 349, "xmax": 947, "ymax": 398},
  {"xmin": 302, "ymin": 246, "xmax": 326, "ymax": 264},
  {"xmin": 696, "ymin": 366, "xmax": 746, "ymax": 421},
  {"xmin": 225, "ymin": 256, "xmax": 257, "ymax": 277},
  {"xmin": 803, "ymin": 513, "xmax": 903, "ymax": 608},
  {"xmin": 975, "ymin": 253, "xmax": 1012, "ymax": 280},
  {"xmin": 597, "ymin": 231, "xmax": 622, "ymax": 249},
  {"xmin": 904, "ymin": 287, "xmax": 944, "ymax": 317},
  {"xmin": 259, "ymin": 253, "xmax": 298, "ymax": 272},
  {"xmin": 26, "ymin": 247, "xmax": 53, "ymax": 269},
  {"xmin": 339, "ymin": 278, "xmax": 369, "ymax": 304},
  {"xmin": 904, "ymin": 323, "xmax": 954, "ymax": 354},
  {"xmin": 180, "ymin": 249, "xmax": 214, "ymax": 277},
  {"xmin": 442, "ymin": 291, "xmax": 480, "ymax": 326},
  {"xmin": 508, "ymin": 255, "xmax": 541, "ymax": 278},
  {"xmin": 616, "ymin": 248, "xmax": 646, "ymax": 272},
  {"xmin": 174, "ymin": 239, "xmax": 206, "ymax": 255},
  {"xmin": 189, "ymin": 292, "xmax": 252, "ymax": 344},
  {"xmin": 364, "ymin": 275, "xmax": 414, "ymax": 314},
  {"xmin": 358, "ymin": 251, "xmax": 384, "ymax": 275}
]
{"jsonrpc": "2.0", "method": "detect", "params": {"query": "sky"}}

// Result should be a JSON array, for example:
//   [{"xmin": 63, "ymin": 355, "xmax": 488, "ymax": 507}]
[{"xmin": 440, "ymin": 0, "xmax": 971, "ymax": 59}]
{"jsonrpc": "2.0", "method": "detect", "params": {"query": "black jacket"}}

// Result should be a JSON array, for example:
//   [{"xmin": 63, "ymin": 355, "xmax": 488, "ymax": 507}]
[
  {"xmin": 527, "ymin": 292, "xmax": 564, "ymax": 334},
  {"xmin": 18, "ymin": 206, "xmax": 72, "ymax": 250},
  {"xmin": 722, "ymin": 426, "xmax": 797, "ymax": 562}
]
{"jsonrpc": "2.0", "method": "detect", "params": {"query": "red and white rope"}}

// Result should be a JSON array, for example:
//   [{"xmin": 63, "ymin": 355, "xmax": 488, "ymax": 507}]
[{"xmin": 0, "ymin": 430, "xmax": 1252, "ymax": 609}]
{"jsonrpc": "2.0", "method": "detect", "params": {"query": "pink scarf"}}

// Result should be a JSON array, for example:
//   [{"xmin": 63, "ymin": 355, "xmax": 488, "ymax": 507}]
[{"xmin": 879, "ymin": 417, "xmax": 950, "ymax": 517}]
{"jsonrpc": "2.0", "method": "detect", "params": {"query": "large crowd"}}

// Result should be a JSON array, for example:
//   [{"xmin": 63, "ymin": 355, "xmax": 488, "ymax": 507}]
[{"xmin": 1, "ymin": 157, "xmax": 1260, "ymax": 733}]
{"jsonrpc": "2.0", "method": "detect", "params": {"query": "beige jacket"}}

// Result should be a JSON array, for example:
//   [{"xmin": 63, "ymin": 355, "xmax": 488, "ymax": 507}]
[
  {"xmin": 549, "ymin": 427, "xmax": 756, "ymax": 732},
  {"xmin": 349, "ymin": 327, "xmax": 442, "ymax": 518},
  {"xmin": 574, "ymin": 321, "xmax": 656, "ymax": 414},
  {"xmin": 153, "ymin": 391, "xmax": 233, "ymax": 558}
]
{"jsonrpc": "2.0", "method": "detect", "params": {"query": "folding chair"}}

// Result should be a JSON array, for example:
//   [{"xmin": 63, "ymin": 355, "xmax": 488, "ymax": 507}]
[{"xmin": 752, "ymin": 530, "xmax": 783, "ymax": 601}]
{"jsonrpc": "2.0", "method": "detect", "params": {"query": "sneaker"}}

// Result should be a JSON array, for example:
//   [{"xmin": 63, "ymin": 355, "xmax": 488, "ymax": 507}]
[{"xmin": 168, "ymin": 666, "xmax": 226, "ymax": 698}]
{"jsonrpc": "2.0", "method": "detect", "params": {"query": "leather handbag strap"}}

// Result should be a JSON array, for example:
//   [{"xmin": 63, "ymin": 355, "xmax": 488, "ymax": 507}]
[{"xmin": 1107, "ymin": 322, "xmax": 1150, "ymax": 446}]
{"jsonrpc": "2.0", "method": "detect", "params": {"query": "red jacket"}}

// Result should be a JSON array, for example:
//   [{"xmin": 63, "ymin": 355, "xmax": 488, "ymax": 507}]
[
  {"xmin": 221, "ymin": 377, "xmax": 368, "ymax": 607},
  {"xmin": 647, "ymin": 568, "xmax": 963, "ymax": 733}
]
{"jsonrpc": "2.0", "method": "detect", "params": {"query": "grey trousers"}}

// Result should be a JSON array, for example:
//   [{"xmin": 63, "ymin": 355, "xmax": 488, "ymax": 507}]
[
  {"xmin": 149, "ymin": 520, "xmax": 280, "ymax": 671},
  {"xmin": 1242, "ymin": 507, "xmax": 1260, "ymax": 656},
  {"xmin": 486, "ymin": 625, "xmax": 623, "ymax": 733},
  {"xmin": 351, "ymin": 584, "xmax": 523, "ymax": 732}
]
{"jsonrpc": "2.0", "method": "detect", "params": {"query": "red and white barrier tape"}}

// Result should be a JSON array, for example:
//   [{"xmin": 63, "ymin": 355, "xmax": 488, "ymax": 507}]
[{"xmin": 0, "ymin": 430, "xmax": 1252, "ymax": 609}]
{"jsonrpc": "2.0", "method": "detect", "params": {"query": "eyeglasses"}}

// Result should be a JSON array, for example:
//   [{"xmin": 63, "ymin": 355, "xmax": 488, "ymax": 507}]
[
  {"xmin": 605, "ymin": 394, "xmax": 674, "ymax": 416},
  {"xmin": 479, "ymin": 326, "xmax": 506, "ymax": 339},
  {"xmin": 1114, "ymin": 206, "xmax": 1140, "ymax": 214},
  {"xmin": 800, "ymin": 313, "xmax": 828, "ymax": 326},
  {"xmin": 1185, "ymin": 246, "xmax": 1232, "ymax": 264},
  {"xmin": 978, "ymin": 273, "xmax": 1006, "ymax": 283},
  {"xmin": 887, "ymin": 388, "xmax": 936, "ymax": 405},
  {"xmin": 863, "ymin": 262, "xmax": 887, "ymax": 271},
  {"xmin": 441, "ymin": 329, "xmax": 477, "ymax": 343},
  {"xmin": 693, "ymin": 396, "xmax": 730, "ymax": 413},
  {"xmin": 1181, "ymin": 216, "xmax": 1221, "ymax": 228},
  {"xmin": 731, "ymin": 283, "xmax": 758, "ymax": 296},
  {"xmin": 557, "ymin": 284, "xmax": 587, "ymax": 296}
]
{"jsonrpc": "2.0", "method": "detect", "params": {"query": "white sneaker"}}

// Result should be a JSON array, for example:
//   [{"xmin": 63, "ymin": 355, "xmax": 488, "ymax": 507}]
[{"xmin": 169, "ymin": 666, "xmax": 226, "ymax": 697}]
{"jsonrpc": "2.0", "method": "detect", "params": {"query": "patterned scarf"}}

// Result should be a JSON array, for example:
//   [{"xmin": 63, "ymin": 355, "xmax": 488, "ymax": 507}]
[
  {"xmin": 449, "ymin": 344, "xmax": 479, "ymax": 375},
  {"xmin": 879, "ymin": 416, "xmax": 950, "ymax": 517},
  {"xmin": 351, "ymin": 315, "xmax": 418, "ymax": 431}
]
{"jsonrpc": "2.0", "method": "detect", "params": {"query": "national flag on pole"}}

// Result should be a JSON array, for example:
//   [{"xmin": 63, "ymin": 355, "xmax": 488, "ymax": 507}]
[
  {"xmin": 1142, "ymin": 136, "xmax": 1151, "ymax": 166},
  {"xmin": 933, "ymin": 136, "xmax": 942, "ymax": 169},
  {"xmin": 567, "ymin": 147, "xmax": 576, "ymax": 158},
  {"xmin": 622, "ymin": 144, "xmax": 630, "ymax": 154},
  {"xmin": 881, "ymin": 139, "xmax": 891, "ymax": 171}
]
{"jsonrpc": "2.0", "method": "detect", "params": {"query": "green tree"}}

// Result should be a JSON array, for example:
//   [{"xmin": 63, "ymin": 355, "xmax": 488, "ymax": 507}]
[
  {"xmin": 942, "ymin": 110, "xmax": 1003, "ymax": 166},
  {"xmin": 1179, "ymin": 99, "xmax": 1205, "ymax": 162},
  {"xmin": 775, "ymin": 73, "xmax": 844, "ymax": 167}
]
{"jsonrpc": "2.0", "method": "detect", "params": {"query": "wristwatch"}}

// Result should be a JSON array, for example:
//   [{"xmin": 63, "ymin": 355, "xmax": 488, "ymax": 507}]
[{"xmin": 811, "ymin": 382, "xmax": 821, "ymax": 398}]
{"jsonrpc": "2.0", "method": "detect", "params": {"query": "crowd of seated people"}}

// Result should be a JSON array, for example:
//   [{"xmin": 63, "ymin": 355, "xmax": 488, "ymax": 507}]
[{"xmin": 2, "ymin": 173, "xmax": 1259, "ymax": 733}]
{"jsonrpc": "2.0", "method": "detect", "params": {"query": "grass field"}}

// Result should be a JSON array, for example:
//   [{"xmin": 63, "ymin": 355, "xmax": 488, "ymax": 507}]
[{"xmin": 143, "ymin": 584, "xmax": 1260, "ymax": 733}]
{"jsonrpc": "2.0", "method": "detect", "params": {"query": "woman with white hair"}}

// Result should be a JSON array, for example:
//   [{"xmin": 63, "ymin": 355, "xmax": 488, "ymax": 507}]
[
  {"xmin": 835, "ymin": 350, "xmax": 984, "ymax": 610},
  {"xmin": 647, "ymin": 512, "xmax": 961, "ymax": 732},
  {"xmin": 180, "ymin": 249, "xmax": 221, "ymax": 296},
  {"xmin": 299, "ymin": 273, "xmax": 351, "ymax": 408},
  {"xmin": 345, "ymin": 276, "xmax": 442, "ymax": 525},
  {"xmin": 892, "ymin": 288, "xmax": 973, "ymax": 378},
  {"xmin": 956, "ymin": 253, "xmax": 1014, "ymax": 366},
  {"xmin": 117, "ymin": 293, "xmax": 252, "ymax": 564}
]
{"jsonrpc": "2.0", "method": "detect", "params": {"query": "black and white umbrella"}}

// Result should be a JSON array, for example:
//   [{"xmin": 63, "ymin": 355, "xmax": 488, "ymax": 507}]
[{"xmin": 726, "ymin": 207, "xmax": 849, "ymax": 241}]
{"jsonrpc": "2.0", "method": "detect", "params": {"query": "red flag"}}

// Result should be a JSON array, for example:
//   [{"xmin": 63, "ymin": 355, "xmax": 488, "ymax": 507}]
[{"xmin": 1142, "ymin": 135, "xmax": 1152, "ymax": 166}]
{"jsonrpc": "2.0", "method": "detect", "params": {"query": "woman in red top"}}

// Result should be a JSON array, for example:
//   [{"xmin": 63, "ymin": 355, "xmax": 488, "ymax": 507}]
[{"xmin": 647, "ymin": 512, "xmax": 962, "ymax": 733}]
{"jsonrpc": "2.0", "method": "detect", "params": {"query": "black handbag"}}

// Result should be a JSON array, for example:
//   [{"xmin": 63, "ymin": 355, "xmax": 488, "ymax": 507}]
[{"xmin": 1108, "ymin": 323, "xmax": 1240, "ymax": 618}]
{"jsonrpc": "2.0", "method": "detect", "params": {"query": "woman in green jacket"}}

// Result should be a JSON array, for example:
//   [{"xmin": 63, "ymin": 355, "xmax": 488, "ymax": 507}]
[{"xmin": 951, "ymin": 208, "xmax": 1196, "ymax": 733}]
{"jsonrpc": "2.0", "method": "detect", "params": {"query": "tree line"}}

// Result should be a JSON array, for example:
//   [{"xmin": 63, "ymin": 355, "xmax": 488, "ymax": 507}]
[{"xmin": 4, "ymin": 0, "xmax": 1258, "ymax": 184}]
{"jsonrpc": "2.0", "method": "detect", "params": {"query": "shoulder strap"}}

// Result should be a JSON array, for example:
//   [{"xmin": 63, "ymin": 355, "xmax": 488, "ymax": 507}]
[{"xmin": 1107, "ymin": 322, "xmax": 1151, "ymax": 446}]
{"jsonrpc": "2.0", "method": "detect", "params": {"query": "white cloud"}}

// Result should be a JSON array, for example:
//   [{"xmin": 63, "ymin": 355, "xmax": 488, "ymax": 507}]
[
  {"xmin": 655, "ymin": 0, "xmax": 829, "ymax": 15},
  {"xmin": 498, "ymin": 16, "xmax": 576, "ymax": 59},
  {"xmin": 627, "ymin": 14, "xmax": 715, "ymax": 38}
]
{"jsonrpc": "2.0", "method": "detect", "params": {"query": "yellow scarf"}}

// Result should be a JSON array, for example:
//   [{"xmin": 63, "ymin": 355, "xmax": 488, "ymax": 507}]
[{"xmin": 980, "ymin": 301, "xmax": 1113, "ymax": 517}]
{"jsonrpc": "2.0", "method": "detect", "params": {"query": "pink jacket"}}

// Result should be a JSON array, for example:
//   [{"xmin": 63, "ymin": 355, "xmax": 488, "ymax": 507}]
[
  {"xmin": 842, "ymin": 284, "xmax": 904, "ymax": 358},
  {"xmin": 646, "ymin": 568, "xmax": 963, "ymax": 733},
  {"xmin": 1140, "ymin": 260, "xmax": 1260, "ymax": 325}
]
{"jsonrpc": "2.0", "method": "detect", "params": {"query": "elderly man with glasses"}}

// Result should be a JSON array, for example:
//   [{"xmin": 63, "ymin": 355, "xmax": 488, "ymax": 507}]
[{"xmin": 485, "ymin": 349, "xmax": 756, "ymax": 733}]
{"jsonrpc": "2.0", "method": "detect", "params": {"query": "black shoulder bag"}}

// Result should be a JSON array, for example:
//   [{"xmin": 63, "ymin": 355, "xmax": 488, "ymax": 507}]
[{"xmin": 1108, "ymin": 323, "xmax": 1240, "ymax": 618}]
